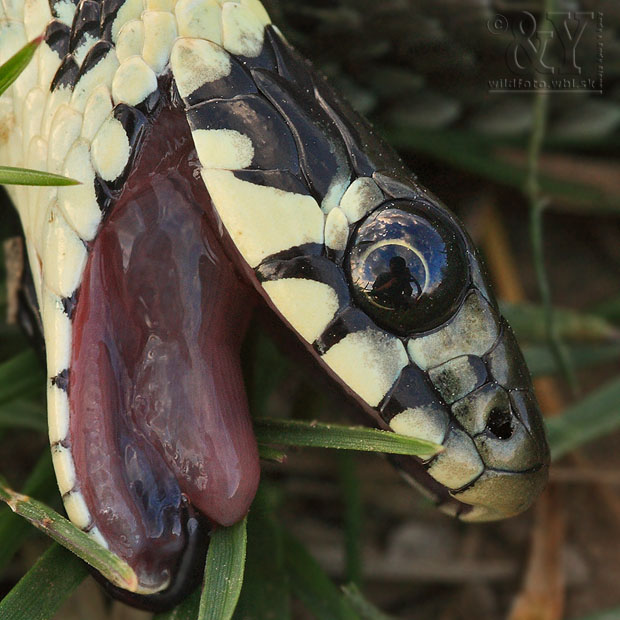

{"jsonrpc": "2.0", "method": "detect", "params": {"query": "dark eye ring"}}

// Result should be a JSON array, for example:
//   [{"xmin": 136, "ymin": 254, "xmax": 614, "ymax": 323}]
[{"xmin": 345, "ymin": 199, "xmax": 470, "ymax": 335}]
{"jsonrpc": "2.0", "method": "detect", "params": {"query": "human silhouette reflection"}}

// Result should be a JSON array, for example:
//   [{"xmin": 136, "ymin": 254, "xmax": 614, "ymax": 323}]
[{"xmin": 370, "ymin": 256, "xmax": 422, "ymax": 310}]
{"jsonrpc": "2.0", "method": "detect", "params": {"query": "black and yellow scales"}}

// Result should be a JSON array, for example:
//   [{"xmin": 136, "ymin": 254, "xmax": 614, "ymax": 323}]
[{"xmin": 0, "ymin": 0, "xmax": 550, "ymax": 610}]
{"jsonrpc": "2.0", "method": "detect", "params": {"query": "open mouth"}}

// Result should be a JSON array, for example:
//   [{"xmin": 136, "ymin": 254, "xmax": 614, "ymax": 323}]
[{"xmin": 62, "ymin": 102, "xmax": 260, "ymax": 596}]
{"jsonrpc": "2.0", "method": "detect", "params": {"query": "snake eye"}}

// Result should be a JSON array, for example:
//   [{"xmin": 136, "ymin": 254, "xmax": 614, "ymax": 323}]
[{"xmin": 345, "ymin": 200, "xmax": 469, "ymax": 335}]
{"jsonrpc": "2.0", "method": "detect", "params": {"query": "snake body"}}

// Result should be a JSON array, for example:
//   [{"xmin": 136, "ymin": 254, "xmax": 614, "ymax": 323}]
[{"xmin": 0, "ymin": 0, "xmax": 549, "ymax": 608}]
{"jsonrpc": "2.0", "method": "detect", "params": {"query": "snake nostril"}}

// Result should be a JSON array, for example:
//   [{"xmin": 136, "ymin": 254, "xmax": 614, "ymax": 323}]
[{"xmin": 486, "ymin": 407, "xmax": 514, "ymax": 440}]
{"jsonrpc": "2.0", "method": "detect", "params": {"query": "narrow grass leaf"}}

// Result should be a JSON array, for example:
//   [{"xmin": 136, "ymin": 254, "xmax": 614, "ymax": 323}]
[
  {"xmin": 0, "ymin": 479, "xmax": 138, "ymax": 591},
  {"xmin": 282, "ymin": 528, "xmax": 358, "ymax": 620},
  {"xmin": 0, "ymin": 166, "xmax": 79, "ymax": 187},
  {"xmin": 338, "ymin": 454, "xmax": 363, "ymax": 588},
  {"xmin": 342, "ymin": 584, "xmax": 395, "ymax": 620},
  {"xmin": 501, "ymin": 302, "xmax": 620, "ymax": 344},
  {"xmin": 0, "ymin": 350, "xmax": 45, "ymax": 406},
  {"xmin": 0, "ymin": 399, "xmax": 46, "ymax": 432},
  {"xmin": 0, "ymin": 543, "xmax": 88, "ymax": 620},
  {"xmin": 199, "ymin": 517, "xmax": 247, "ymax": 620},
  {"xmin": 254, "ymin": 419, "xmax": 441, "ymax": 458},
  {"xmin": 0, "ymin": 37, "xmax": 41, "ymax": 97},
  {"xmin": 154, "ymin": 588, "xmax": 201, "ymax": 620},
  {"xmin": 524, "ymin": 344, "xmax": 620, "ymax": 377},
  {"xmin": 546, "ymin": 377, "xmax": 620, "ymax": 461}
]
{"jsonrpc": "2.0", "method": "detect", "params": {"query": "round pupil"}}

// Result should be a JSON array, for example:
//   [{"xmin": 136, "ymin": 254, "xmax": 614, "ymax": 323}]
[{"xmin": 346, "ymin": 202, "xmax": 469, "ymax": 335}]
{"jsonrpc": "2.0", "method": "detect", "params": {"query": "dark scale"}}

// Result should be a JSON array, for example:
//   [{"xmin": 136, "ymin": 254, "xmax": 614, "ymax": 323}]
[
  {"xmin": 75, "ymin": 40, "xmax": 113, "ymax": 82},
  {"xmin": 51, "ymin": 368, "xmax": 70, "ymax": 391},
  {"xmin": 135, "ymin": 87, "xmax": 161, "ymax": 116},
  {"xmin": 94, "ymin": 174, "xmax": 114, "ymax": 214},
  {"xmin": 428, "ymin": 355, "xmax": 488, "ymax": 405},
  {"xmin": 233, "ymin": 169, "xmax": 311, "ymax": 196},
  {"xmin": 105, "ymin": 104, "xmax": 149, "ymax": 191},
  {"xmin": 257, "ymin": 255, "xmax": 351, "ymax": 309},
  {"xmin": 61, "ymin": 289, "xmax": 79, "ymax": 319},
  {"xmin": 265, "ymin": 27, "xmax": 314, "ymax": 97},
  {"xmin": 187, "ymin": 95, "xmax": 300, "ymax": 173},
  {"xmin": 183, "ymin": 53, "xmax": 258, "ymax": 108},
  {"xmin": 44, "ymin": 20, "xmax": 71, "ymax": 58},
  {"xmin": 68, "ymin": 0, "xmax": 101, "ymax": 55},
  {"xmin": 313, "ymin": 307, "xmax": 377, "ymax": 355},
  {"xmin": 508, "ymin": 390, "xmax": 547, "ymax": 443},
  {"xmin": 50, "ymin": 55, "xmax": 79, "ymax": 91},
  {"xmin": 100, "ymin": 0, "xmax": 125, "ymax": 40},
  {"xmin": 380, "ymin": 366, "xmax": 444, "ymax": 424},
  {"xmin": 254, "ymin": 242, "xmax": 323, "ymax": 266},
  {"xmin": 252, "ymin": 68, "xmax": 352, "ymax": 203},
  {"xmin": 233, "ymin": 35, "xmax": 278, "ymax": 73}
]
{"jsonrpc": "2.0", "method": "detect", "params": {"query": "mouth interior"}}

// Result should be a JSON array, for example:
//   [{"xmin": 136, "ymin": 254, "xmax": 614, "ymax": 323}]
[{"xmin": 67, "ymin": 103, "xmax": 260, "ymax": 592}]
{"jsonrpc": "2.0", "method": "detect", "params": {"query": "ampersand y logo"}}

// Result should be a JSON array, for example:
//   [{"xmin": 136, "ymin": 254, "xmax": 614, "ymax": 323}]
[{"xmin": 487, "ymin": 11, "xmax": 603, "ymax": 92}]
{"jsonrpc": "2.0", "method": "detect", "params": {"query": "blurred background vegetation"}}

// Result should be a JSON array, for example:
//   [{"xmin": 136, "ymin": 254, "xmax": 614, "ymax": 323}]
[{"xmin": 2, "ymin": 0, "xmax": 620, "ymax": 618}]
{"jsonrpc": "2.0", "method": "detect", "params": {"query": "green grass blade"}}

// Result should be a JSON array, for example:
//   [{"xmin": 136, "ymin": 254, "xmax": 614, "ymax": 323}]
[
  {"xmin": 0, "ymin": 166, "xmax": 79, "ymax": 186},
  {"xmin": 0, "ymin": 37, "xmax": 41, "ymax": 98},
  {"xmin": 341, "ymin": 584, "xmax": 395, "ymax": 620},
  {"xmin": 546, "ymin": 377, "xmax": 620, "ymax": 461},
  {"xmin": 523, "ymin": 344, "xmax": 620, "ymax": 377},
  {"xmin": 282, "ymin": 528, "xmax": 359, "ymax": 620},
  {"xmin": 0, "ymin": 350, "xmax": 45, "ymax": 406},
  {"xmin": 199, "ymin": 517, "xmax": 247, "ymax": 620},
  {"xmin": 0, "ymin": 479, "xmax": 139, "ymax": 591},
  {"xmin": 501, "ymin": 302, "xmax": 620, "ymax": 344},
  {"xmin": 254, "ymin": 419, "xmax": 441, "ymax": 458},
  {"xmin": 154, "ymin": 588, "xmax": 201, "ymax": 620},
  {"xmin": 0, "ymin": 451, "xmax": 56, "ymax": 572},
  {"xmin": 338, "ymin": 453, "xmax": 363, "ymax": 588},
  {"xmin": 0, "ymin": 399, "xmax": 46, "ymax": 432},
  {"xmin": 0, "ymin": 543, "xmax": 88, "ymax": 620}
]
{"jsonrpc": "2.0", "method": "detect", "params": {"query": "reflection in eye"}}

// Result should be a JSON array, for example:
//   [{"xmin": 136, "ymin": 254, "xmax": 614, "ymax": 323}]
[
  {"xmin": 346, "ymin": 201, "xmax": 469, "ymax": 335},
  {"xmin": 370, "ymin": 255, "xmax": 421, "ymax": 310}
]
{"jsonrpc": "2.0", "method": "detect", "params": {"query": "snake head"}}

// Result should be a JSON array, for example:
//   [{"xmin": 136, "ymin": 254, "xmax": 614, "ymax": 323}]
[
  {"xmin": 3, "ymin": 0, "xmax": 550, "ymax": 607},
  {"xmin": 169, "ymin": 18, "xmax": 550, "ymax": 521}
]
